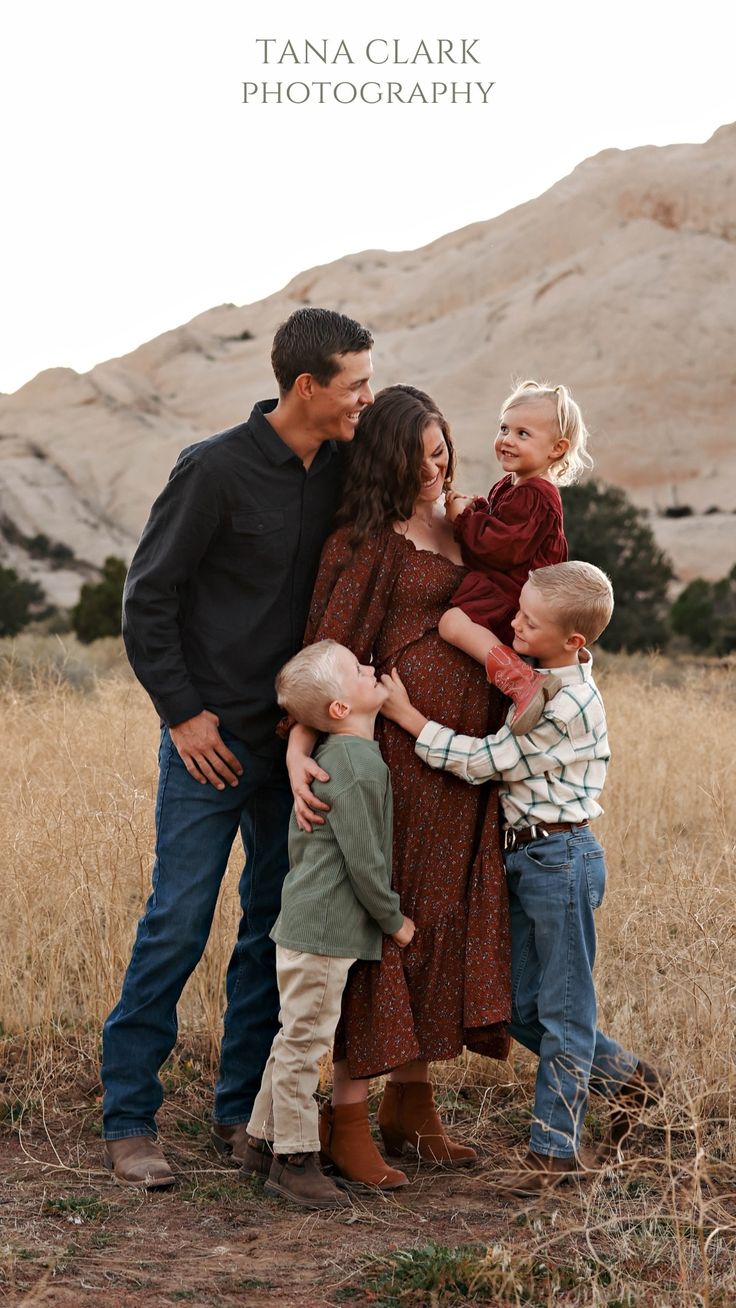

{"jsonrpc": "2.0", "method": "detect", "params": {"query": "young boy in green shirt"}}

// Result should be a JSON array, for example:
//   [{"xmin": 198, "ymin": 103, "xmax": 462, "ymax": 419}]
[{"xmin": 246, "ymin": 640, "xmax": 414, "ymax": 1210}]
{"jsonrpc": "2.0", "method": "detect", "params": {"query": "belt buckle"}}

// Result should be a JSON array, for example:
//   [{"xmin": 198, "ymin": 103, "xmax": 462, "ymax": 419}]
[{"xmin": 503, "ymin": 826, "xmax": 517, "ymax": 851}]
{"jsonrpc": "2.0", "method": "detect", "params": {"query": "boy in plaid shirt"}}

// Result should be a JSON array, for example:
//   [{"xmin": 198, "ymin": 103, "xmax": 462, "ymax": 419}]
[{"xmin": 381, "ymin": 561, "xmax": 662, "ymax": 1195}]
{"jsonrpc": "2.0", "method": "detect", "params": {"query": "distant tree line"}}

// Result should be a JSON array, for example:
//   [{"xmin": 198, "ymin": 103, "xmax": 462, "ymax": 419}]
[
  {"xmin": 560, "ymin": 481, "xmax": 735, "ymax": 655},
  {"xmin": 0, "ymin": 556, "xmax": 127, "ymax": 641},
  {"xmin": 0, "ymin": 485, "xmax": 734, "ymax": 653},
  {"xmin": 669, "ymin": 567, "xmax": 736, "ymax": 655},
  {"xmin": 71, "ymin": 557, "xmax": 128, "ymax": 644},
  {"xmin": 0, "ymin": 567, "xmax": 46, "ymax": 637}
]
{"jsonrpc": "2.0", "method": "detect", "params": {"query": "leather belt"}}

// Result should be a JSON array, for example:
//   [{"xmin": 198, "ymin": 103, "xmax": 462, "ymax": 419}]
[{"xmin": 503, "ymin": 820, "xmax": 589, "ymax": 851}]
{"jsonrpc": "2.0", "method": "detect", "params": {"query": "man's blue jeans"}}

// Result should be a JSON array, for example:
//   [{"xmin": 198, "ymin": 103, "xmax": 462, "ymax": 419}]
[
  {"xmin": 101, "ymin": 727, "xmax": 293, "ymax": 1140},
  {"xmin": 504, "ymin": 826, "xmax": 638, "ymax": 1159}
]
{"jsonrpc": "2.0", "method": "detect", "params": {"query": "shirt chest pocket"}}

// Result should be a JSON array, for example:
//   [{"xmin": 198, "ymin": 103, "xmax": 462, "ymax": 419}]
[{"xmin": 228, "ymin": 508, "xmax": 289, "ymax": 561}]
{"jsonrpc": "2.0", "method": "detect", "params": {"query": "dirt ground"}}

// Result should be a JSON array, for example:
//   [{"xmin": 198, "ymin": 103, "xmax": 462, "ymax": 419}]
[{"xmin": 1, "ymin": 1055, "xmax": 734, "ymax": 1308}]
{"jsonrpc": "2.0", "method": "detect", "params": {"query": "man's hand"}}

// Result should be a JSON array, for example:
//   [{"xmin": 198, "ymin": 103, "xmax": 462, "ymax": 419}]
[
  {"xmin": 170, "ymin": 710, "xmax": 244, "ymax": 789},
  {"xmin": 445, "ymin": 490, "xmax": 472, "ymax": 523},
  {"xmin": 286, "ymin": 723, "xmax": 330, "ymax": 833},
  {"xmin": 392, "ymin": 916, "xmax": 416, "ymax": 948},
  {"xmin": 380, "ymin": 669, "xmax": 429, "ymax": 739}
]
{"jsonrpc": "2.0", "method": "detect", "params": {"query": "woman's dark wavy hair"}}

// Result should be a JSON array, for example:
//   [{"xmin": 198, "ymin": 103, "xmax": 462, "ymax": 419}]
[{"xmin": 335, "ymin": 384, "xmax": 456, "ymax": 549}]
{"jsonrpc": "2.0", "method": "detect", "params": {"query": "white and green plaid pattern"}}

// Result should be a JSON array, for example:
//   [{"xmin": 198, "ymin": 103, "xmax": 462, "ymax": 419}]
[{"xmin": 415, "ymin": 654, "xmax": 609, "ymax": 829}]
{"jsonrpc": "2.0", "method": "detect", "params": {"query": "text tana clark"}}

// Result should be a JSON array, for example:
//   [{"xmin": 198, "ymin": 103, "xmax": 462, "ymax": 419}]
[{"xmin": 242, "ymin": 37, "xmax": 495, "ymax": 106}]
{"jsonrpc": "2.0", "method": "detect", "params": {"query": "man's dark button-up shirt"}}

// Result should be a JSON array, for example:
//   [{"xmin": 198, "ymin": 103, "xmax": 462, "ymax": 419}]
[{"xmin": 123, "ymin": 400, "xmax": 343, "ymax": 757}]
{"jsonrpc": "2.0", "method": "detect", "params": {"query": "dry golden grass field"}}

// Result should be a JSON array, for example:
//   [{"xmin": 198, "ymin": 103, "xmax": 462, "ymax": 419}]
[{"xmin": 0, "ymin": 637, "xmax": 734, "ymax": 1307}]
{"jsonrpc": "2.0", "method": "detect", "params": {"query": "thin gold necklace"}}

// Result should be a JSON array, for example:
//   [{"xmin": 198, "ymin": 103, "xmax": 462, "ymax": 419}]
[{"xmin": 412, "ymin": 508, "xmax": 439, "ymax": 529}]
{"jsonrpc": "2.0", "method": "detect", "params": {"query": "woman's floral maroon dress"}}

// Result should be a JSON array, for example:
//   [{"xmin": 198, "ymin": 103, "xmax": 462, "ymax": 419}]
[{"xmin": 303, "ymin": 525, "xmax": 511, "ymax": 1077}]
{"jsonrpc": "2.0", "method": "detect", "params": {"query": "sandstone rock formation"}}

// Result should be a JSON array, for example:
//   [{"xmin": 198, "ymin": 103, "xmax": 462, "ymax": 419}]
[{"xmin": 1, "ymin": 124, "xmax": 734, "ymax": 603}]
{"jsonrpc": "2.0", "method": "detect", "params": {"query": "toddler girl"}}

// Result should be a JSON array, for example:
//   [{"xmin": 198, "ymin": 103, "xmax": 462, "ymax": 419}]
[{"xmin": 440, "ymin": 379, "xmax": 592, "ymax": 733}]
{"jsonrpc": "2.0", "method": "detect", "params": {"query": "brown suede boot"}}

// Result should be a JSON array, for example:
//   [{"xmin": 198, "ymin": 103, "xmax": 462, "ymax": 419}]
[
  {"xmin": 485, "ymin": 645, "xmax": 562, "ymax": 736},
  {"xmin": 103, "ymin": 1136, "xmax": 175, "ymax": 1189},
  {"xmin": 318, "ymin": 1102, "xmax": 409, "ymax": 1190},
  {"xmin": 265, "ymin": 1152, "xmax": 352, "ymax": 1210},
  {"xmin": 377, "ymin": 1082, "xmax": 477, "ymax": 1167}
]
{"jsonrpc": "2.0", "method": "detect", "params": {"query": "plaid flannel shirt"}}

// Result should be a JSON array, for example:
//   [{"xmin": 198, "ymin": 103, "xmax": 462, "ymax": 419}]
[{"xmin": 415, "ymin": 653, "xmax": 609, "ymax": 829}]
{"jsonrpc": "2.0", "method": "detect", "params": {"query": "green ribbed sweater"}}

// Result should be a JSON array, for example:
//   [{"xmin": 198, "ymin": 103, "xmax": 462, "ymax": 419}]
[{"xmin": 271, "ymin": 734, "xmax": 404, "ymax": 959}]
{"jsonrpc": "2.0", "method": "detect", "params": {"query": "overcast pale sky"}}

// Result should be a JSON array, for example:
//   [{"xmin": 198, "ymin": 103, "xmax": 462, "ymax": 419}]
[{"xmin": 2, "ymin": 0, "xmax": 734, "ymax": 393}]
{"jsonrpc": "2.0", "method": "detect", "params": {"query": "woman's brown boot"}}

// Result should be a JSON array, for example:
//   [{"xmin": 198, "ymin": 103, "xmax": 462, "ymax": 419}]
[
  {"xmin": 318, "ymin": 1102, "xmax": 409, "ymax": 1190},
  {"xmin": 377, "ymin": 1081, "xmax": 477, "ymax": 1167}
]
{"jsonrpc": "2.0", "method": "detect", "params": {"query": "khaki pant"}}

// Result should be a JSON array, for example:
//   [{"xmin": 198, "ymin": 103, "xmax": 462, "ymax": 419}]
[{"xmin": 248, "ymin": 946, "xmax": 356, "ymax": 1154}]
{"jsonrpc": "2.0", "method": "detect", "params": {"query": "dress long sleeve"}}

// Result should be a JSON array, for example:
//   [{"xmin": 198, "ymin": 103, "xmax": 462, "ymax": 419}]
[
  {"xmin": 454, "ymin": 479, "xmax": 564, "ymax": 572},
  {"xmin": 301, "ymin": 526, "xmax": 511, "ymax": 1075},
  {"xmin": 450, "ymin": 476, "xmax": 567, "ymax": 642},
  {"xmin": 304, "ymin": 526, "xmax": 404, "ymax": 663}
]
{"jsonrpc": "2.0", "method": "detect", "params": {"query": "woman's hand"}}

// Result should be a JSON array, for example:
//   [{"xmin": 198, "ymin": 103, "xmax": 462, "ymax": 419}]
[
  {"xmin": 380, "ymin": 669, "xmax": 429, "ymax": 739},
  {"xmin": 286, "ymin": 723, "xmax": 330, "ymax": 832},
  {"xmin": 391, "ymin": 915, "xmax": 416, "ymax": 948}
]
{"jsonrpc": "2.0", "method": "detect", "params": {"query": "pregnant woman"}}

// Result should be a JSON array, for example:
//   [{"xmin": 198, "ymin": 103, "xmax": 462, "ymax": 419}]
[{"xmin": 286, "ymin": 385, "xmax": 511, "ymax": 1188}]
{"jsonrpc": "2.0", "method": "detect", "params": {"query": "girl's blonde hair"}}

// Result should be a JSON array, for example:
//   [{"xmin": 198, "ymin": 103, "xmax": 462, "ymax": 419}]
[{"xmin": 501, "ymin": 379, "xmax": 593, "ymax": 486}]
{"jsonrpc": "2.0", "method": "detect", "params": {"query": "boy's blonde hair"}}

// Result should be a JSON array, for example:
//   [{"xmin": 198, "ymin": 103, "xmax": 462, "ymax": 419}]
[
  {"xmin": 502, "ymin": 378, "xmax": 593, "ymax": 486},
  {"xmin": 527, "ymin": 561, "xmax": 614, "ymax": 644},
  {"xmin": 276, "ymin": 639, "xmax": 347, "ymax": 732}
]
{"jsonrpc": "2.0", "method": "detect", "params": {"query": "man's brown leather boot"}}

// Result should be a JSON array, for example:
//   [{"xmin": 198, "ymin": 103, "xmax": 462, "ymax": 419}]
[
  {"xmin": 212, "ymin": 1124, "xmax": 272, "ymax": 1176},
  {"xmin": 497, "ymin": 1147, "xmax": 598, "ymax": 1198},
  {"xmin": 103, "ymin": 1136, "xmax": 175, "ymax": 1189}
]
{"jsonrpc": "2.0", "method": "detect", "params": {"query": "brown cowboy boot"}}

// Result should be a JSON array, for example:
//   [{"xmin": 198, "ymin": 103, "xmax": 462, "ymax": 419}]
[
  {"xmin": 485, "ymin": 645, "xmax": 562, "ymax": 736},
  {"xmin": 265, "ymin": 1152, "xmax": 352, "ymax": 1210},
  {"xmin": 103, "ymin": 1136, "xmax": 175, "ymax": 1189},
  {"xmin": 496, "ymin": 1147, "xmax": 597, "ymax": 1198},
  {"xmin": 211, "ymin": 1123, "xmax": 272, "ymax": 1176},
  {"xmin": 377, "ymin": 1082, "xmax": 477, "ymax": 1167},
  {"xmin": 318, "ymin": 1102, "xmax": 409, "ymax": 1190},
  {"xmin": 599, "ymin": 1059, "xmax": 667, "ymax": 1155}
]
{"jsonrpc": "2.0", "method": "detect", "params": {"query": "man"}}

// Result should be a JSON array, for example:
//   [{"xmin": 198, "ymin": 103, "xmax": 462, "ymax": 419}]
[{"xmin": 101, "ymin": 308, "xmax": 374, "ymax": 1187}]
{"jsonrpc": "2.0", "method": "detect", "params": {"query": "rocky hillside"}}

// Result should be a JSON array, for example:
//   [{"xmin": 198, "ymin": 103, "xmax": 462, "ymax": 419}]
[{"xmin": 1, "ymin": 124, "xmax": 735, "ymax": 604}]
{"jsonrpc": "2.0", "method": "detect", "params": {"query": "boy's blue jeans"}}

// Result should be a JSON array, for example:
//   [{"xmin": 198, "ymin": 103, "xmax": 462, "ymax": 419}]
[
  {"xmin": 101, "ymin": 726, "xmax": 293, "ymax": 1140},
  {"xmin": 504, "ymin": 825, "xmax": 638, "ymax": 1159}
]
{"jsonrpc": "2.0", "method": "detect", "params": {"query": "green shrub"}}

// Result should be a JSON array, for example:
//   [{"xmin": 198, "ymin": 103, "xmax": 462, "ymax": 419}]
[
  {"xmin": 0, "ymin": 564, "xmax": 45, "ymax": 636},
  {"xmin": 562, "ymin": 481, "xmax": 674, "ymax": 651},
  {"xmin": 671, "ymin": 564, "xmax": 736, "ymax": 654},
  {"xmin": 72, "ymin": 556, "xmax": 127, "ymax": 644}
]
